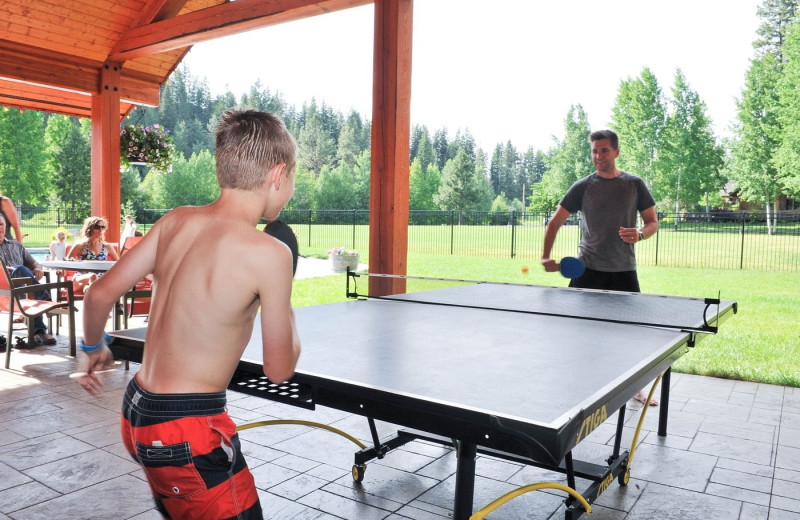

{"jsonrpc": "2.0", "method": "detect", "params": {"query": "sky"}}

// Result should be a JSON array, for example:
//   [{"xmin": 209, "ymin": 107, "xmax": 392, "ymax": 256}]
[{"xmin": 182, "ymin": 0, "xmax": 763, "ymax": 153}]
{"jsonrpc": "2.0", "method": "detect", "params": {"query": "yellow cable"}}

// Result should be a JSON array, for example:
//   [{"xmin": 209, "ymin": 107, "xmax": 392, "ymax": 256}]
[
  {"xmin": 470, "ymin": 481, "xmax": 591, "ymax": 519},
  {"xmin": 236, "ymin": 419, "xmax": 367, "ymax": 450},
  {"xmin": 626, "ymin": 371, "xmax": 665, "ymax": 474}
]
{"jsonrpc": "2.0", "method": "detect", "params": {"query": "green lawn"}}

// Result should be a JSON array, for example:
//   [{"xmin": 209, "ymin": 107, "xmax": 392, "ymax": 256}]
[{"xmin": 292, "ymin": 254, "xmax": 800, "ymax": 388}]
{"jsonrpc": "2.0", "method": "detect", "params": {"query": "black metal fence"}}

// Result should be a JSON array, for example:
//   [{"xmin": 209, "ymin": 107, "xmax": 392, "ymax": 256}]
[{"xmin": 15, "ymin": 205, "xmax": 800, "ymax": 272}]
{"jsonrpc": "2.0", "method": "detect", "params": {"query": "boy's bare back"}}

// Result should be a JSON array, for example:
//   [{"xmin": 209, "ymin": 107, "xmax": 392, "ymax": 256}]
[
  {"xmin": 79, "ymin": 110, "xmax": 300, "ymax": 396},
  {"xmin": 139, "ymin": 203, "xmax": 296, "ymax": 393}
]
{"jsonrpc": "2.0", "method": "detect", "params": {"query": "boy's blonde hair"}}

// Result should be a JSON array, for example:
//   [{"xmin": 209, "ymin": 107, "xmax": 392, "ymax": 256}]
[{"xmin": 215, "ymin": 109, "xmax": 297, "ymax": 190}]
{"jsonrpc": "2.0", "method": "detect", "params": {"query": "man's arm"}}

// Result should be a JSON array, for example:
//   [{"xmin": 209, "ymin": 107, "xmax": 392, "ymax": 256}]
[
  {"xmin": 541, "ymin": 206, "xmax": 572, "ymax": 272},
  {"xmin": 2, "ymin": 198, "xmax": 23, "ymax": 242},
  {"xmin": 638, "ymin": 206, "xmax": 659, "ymax": 241},
  {"xmin": 21, "ymin": 247, "xmax": 43, "ymax": 280}
]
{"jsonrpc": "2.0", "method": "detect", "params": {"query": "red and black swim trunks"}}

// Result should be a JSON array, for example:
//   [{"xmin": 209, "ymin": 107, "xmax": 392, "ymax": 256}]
[{"xmin": 121, "ymin": 377, "xmax": 261, "ymax": 520}]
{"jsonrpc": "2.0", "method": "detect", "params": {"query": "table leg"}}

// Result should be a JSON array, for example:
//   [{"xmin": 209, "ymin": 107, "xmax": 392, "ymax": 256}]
[
  {"xmin": 658, "ymin": 367, "xmax": 671, "ymax": 437},
  {"xmin": 453, "ymin": 440, "xmax": 477, "ymax": 520}
]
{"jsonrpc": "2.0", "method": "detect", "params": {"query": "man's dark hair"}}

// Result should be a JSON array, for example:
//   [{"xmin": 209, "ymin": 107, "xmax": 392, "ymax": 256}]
[{"xmin": 589, "ymin": 129, "xmax": 619, "ymax": 150}]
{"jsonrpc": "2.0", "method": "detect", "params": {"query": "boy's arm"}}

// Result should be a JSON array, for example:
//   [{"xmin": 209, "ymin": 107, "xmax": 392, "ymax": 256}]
[
  {"xmin": 258, "ymin": 245, "xmax": 301, "ymax": 383},
  {"xmin": 82, "ymin": 223, "xmax": 159, "ymax": 345},
  {"xmin": 78, "ymin": 224, "xmax": 159, "ymax": 395}
]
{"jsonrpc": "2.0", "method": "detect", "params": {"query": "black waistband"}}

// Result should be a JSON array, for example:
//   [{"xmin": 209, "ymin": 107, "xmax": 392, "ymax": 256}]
[{"xmin": 124, "ymin": 376, "xmax": 227, "ymax": 416}]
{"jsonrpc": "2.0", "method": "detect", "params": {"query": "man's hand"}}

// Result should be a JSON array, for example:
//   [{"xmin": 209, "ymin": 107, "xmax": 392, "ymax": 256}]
[
  {"xmin": 619, "ymin": 226, "xmax": 640, "ymax": 244},
  {"xmin": 77, "ymin": 346, "xmax": 115, "ymax": 396},
  {"xmin": 540, "ymin": 258, "xmax": 559, "ymax": 272}
]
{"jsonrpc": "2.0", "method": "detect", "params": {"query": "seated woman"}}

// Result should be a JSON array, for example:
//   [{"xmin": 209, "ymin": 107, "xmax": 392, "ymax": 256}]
[{"xmin": 66, "ymin": 216, "xmax": 120, "ymax": 293}]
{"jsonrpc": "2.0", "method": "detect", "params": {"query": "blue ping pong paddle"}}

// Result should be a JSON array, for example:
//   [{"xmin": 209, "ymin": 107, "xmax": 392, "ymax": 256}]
[{"xmin": 559, "ymin": 257, "xmax": 585, "ymax": 279}]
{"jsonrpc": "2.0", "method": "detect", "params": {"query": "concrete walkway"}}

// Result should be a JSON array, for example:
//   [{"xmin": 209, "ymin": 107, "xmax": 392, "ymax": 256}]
[{"xmin": 0, "ymin": 267, "xmax": 799, "ymax": 519}]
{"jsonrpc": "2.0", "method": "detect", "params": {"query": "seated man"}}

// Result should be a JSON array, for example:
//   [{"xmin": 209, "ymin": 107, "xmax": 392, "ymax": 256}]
[{"xmin": 0, "ymin": 213, "xmax": 57, "ymax": 347}]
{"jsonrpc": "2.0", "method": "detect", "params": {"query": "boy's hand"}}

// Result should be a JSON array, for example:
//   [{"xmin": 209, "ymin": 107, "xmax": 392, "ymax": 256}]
[{"xmin": 77, "ymin": 346, "xmax": 114, "ymax": 396}]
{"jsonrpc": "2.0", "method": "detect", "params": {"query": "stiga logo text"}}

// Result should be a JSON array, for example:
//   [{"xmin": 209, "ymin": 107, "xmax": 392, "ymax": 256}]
[{"xmin": 576, "ymin": 405, "xmax": 607, "ymax": 443}]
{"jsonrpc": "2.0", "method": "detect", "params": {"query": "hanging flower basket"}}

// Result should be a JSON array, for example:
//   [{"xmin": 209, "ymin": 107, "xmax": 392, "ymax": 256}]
[{"xmin": 120, "ymin": 124, "xmax": 176, "ymax": 172}]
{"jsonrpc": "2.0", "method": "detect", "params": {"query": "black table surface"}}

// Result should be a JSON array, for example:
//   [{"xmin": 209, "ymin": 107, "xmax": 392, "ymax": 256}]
[{"xmin": 112, "ymin": 283, "xmax": 736, "ymax": 431}]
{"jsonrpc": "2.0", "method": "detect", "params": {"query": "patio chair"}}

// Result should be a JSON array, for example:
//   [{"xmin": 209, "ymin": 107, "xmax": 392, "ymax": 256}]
[
  {"xmin": 0, "ymin": 258, "xmax": 77, "ymax": 369},
  {"xmin": 119, "ymin": 235, "xmax": 152, "ymax": 328}
]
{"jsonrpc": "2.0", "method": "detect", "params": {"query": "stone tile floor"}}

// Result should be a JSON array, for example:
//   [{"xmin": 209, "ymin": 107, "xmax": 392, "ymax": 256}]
[
  {"xmin": 1, "ymin": 259, "xmax": 798, "ymax": 519},
  {"xmin": 2, "ymin": 334, "xmax": 798, "ymax": 520}
]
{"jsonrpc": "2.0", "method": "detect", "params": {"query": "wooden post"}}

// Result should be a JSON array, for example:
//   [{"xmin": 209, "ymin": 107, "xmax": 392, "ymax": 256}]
[
  {"xmin": 368, "ymin": 0, "xmax": 413, "ymax": 297},
  {"xmin": 90, "ymin": 61, "xmax": 122, "ymax": 245}
]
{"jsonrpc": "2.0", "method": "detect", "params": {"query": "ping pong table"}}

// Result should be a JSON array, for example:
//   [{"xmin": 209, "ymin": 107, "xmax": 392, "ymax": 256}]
[{"xmin": 108, "ymin": 279, "xmax": 736, "ymax": 519}]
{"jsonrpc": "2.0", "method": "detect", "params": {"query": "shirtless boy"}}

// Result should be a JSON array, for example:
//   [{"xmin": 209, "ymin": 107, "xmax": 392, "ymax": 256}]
[{"xmin": 78, "ymin": 110, "xmax": 301, "ymax": 519}]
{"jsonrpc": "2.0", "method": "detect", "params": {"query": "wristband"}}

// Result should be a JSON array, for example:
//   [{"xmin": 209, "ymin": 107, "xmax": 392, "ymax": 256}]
[{"xmin": 80, "ymin": 333, "xmax": 113, "ymax": 354}]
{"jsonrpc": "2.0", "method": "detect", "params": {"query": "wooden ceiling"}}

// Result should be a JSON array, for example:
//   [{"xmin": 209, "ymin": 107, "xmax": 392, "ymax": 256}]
[{"xmin": 0, "ymin": 0, "xmax": 370, "ymax": 119}]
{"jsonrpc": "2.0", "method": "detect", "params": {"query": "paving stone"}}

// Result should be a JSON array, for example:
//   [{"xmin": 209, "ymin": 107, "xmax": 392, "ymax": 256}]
[
  {"xmin": 626, "ymin": 482, "xmax": 741, "ymax": 519},
  {"xmin": 771, "ymin": 495, "xmax": 800, "ymax": 514},
  {"xmin": 403, "ymin": 439, "xmax": 455, "ymax": 459},
  {"xmin": 239, "ymin": 437, "xmax": 285, "ymax": 463},
  {"xmin": 306, "ymin": 463, "xmax": 350, "ymax": 482},
  {"xmin": 475, "ymin": 455, "xmax": 524, "ymax": 481},
  {"xmin": 416, "ymin": 473, "xmax": 563, "ymax": 519},
  {"xmin": 626, "ymin": 442, "xmax": 717, "ymax": 492},
  {"xmin": 705, "ymin": 482, "xmax": 770, "ymax": 506},
  {"xmin": 0, "ymin": 461, "xmax": 31, "ymax": 492},
  {"xmin": 334, "ymin": 462, "xmax": 439, "ymax": 504},
  {"xmin": 10, "ymin": 474, "xmax": 152, "ymax": 520},
  {"xmin": 374, "ymin": 447, "xmax": 436, "ymax": 473},
  {"xmin": 710, "ymin": 466, "xmax": 773, "ymax": 493},
  {"xmin": 780, "ymin": 427, "xmax": 800, "ymax": 449},
  {"xmin": 777, "ymin": 445, "xmax": 800, "ymax": 472},
  {"xmin": 0, "ymin": 432, "xmax": 93, "ymax": 470},
  {"xmin": 775, "ymin": 467, "xmax": 800, "ymax": 484},
  {"xmin": 716, "ymin": 457, "xmax": 776, "ymax": 478},
  {"xmin": 593, "ymin": 476, "xmax": 646, "ymax": 512},
  {"xmin": 690, "ymin": 431, "xmax": 774, "ymax": 465},
  {"xmin": 414, "ymin": 451, "xmax": 456, "ymax": 481},
  {"xmin": 682, "ymin": 398, "xmax": 752, "ymax": 421},
  {"xmin": 393, "ymin": 500, "xmax": 450, "ymax": 519},
  {"xmin": 739, "ymin": 502, "xmax": 769, "ymax": 520},
  {"xmin": 783, "ymin": 411, "xmax": 800, "ymax": 430},
  {"xmin": 768, "ymin": 508, "xmax": 800, "ymax": 520},
  {"xmin": 748, "ymin": 406, "xmax": 783, "ymax": 426},
  {"xmin": 269, "ymin": 473, "xmax": 330, "ymax": 501},
  {"xmin": 0, "ymin": 481, "xmax": 60, "ymax": 515},
  {"xmin": 298, "ymin": 488, "xmax": 394, "ymax": 519},
  {"xmin": 258, "ymin": 490, "xmax": 342, "ymax": 519},
  {"xmin": 272, "ymin": 453, "xmax": 325, "ymax": 473},
  {"xmin": 773, "ymin": 478, "xmax": 800, "ymax": 500},
  {"xmin": 251, "ymin": 461, "xmax": 300, "ymax": 490},
  {"xmin": 22, "ymin": 448, "xmax": 140, "ymax": 494}
]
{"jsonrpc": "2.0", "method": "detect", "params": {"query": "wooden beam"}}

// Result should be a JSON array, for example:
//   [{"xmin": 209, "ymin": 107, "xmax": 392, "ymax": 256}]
[
  {"xmin": 111, "ymin": 0, "xmax": 372, "ymax": 60},
  {"xmin": 91, "ymin": 61, "xmax": 122, "ymax": 245},
  {"xmin": 0, "ymin": 39, "xmax": 162, "ymax": 106},
  {"xmin": 368, "ymin": 0, "xmax": 412, "ymax": 297},
  {"xmin": 136, "ymin": 0, "xmax": 190, "ymax": 25}
]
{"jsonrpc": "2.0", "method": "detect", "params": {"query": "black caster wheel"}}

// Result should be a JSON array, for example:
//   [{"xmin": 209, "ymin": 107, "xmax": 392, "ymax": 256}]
[
  {"xmin": 352, "ymin": 464, "xmax": 367, "ymax": 483},
  {"xmin": 619, "ymin": 468, "xmax": 630, "ymax": 486}
]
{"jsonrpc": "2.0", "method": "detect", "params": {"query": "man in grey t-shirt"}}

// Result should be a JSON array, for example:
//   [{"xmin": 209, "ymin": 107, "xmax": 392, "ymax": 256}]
[{"xmin": 541, "ymin": 129, "xmax": 659, "ymax": 404}]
